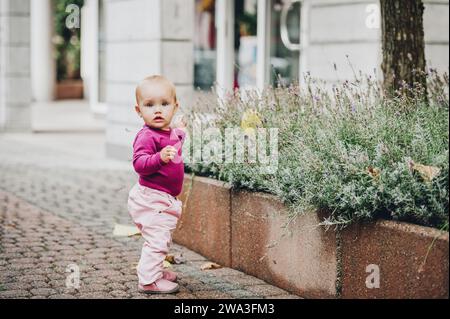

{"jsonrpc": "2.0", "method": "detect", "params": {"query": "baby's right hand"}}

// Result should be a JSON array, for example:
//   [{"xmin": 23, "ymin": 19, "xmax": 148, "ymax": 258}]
[{"xmin": 160, "ymin": 146, "xmax": 177, "ymax": 164}]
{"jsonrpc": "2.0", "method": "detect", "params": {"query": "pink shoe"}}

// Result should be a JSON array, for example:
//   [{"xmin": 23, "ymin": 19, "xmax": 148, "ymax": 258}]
[
  {"xmin": 138, "ymin": 278, "xmax": 179, "ymax": 294},
  {"xmin": 162, "ymin": 270, "xmax": 178, "ymax": 282}
]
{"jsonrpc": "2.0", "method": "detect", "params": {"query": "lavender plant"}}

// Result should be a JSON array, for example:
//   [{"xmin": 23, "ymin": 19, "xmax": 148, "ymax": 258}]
[{"xmin": 185, "ymin": 70, "xmax": 449, "ymax": 229}]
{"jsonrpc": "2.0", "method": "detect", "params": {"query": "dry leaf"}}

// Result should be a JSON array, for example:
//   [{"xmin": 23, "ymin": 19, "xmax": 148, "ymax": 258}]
[
  {"xmin": 163, "ymin": 260, "xmax": 172, "ymax": 269},
  {"xmin": 241, "ymin": 109, "xmax": 263, "ymax": 137},
  {"xmin": 164, "ymin": 254, "xmax": 186, "ymax": 265},
  {"xmin": 112, "ymin": 224, "xmax": 141, "ymax": 237},
  {"xmin": 200, "ymin": 262, "xmax": 222, "ymax": 270},
  {"xmin": 165, "ymin": 255, "xmax": 175, "ymax": 264},
  {"xmin": 367, "ymin": 166, "xmax": 381, "ymax": 180},
  {"xmin": 411, "ymin": 162, "xmax": 441, "ymax": 182}
]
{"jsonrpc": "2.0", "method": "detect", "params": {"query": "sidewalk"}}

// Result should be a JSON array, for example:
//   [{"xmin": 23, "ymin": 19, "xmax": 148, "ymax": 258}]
[
  {"xmin": 0, "ymin": 132, "xmax": 300, "ymax": 299},
  {"xmin": 31, "ymin": 101, "xmax": 105, "ymax": 133}
]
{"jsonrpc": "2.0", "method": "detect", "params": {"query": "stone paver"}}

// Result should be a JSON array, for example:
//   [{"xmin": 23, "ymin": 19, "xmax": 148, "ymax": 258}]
[{"xmin": 0, "ymin": 133, "xmax": 300, "ymax": 299}]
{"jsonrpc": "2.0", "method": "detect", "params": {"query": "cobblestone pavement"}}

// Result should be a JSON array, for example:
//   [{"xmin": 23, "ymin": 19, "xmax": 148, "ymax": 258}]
[{"xmin": 0, "ymin": 133, "xmax": 301, "ymax": 299}]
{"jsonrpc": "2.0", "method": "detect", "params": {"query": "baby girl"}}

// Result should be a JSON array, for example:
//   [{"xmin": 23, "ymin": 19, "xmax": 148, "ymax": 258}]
[{"xmin": 127, "ymin": 75, "xmax": 186, "ymax": 294}]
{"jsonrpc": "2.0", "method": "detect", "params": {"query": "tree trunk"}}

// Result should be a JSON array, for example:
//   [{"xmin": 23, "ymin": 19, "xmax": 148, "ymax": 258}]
[{"xmin": 380, "ymin": 0, "xmax": 427, "ymax": 99}]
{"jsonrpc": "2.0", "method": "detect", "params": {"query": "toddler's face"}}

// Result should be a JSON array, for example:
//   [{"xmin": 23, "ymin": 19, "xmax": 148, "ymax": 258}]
[{"xmin": 135, "ymin": 81, "xmax": 179, "ymax": 131}]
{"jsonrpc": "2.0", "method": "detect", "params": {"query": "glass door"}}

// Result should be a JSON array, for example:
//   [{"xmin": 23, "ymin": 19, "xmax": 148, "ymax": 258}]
[
  {"xmin": 269, "ymin": 0, "xmax": 300, "ymax": 86},
  {"xmin": 194, "ymin": 0, "xmax": 217, "ymax": 91}
]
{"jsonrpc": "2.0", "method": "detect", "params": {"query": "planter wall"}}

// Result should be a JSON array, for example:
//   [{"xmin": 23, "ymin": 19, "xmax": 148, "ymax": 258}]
[
  {"xmin": 341, "ymin": 220, "xmax": 449, "ymax": 299},
  {"xmin": 231, "ymin": 190, "xmax": 337, "ymax": 298},
  {"xmin": 173, "ymin": 174, "xmax": 232, "ymax": 267},
  {"xmin": 173, "ymin": 174, "xmax": 449, "ymax": 299}
]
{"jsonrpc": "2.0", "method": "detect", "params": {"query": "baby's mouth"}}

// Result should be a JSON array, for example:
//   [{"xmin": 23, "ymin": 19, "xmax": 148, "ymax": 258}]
[{"xmin": 153, "ymin": 116, "xmax": 165, "ymax": 122}]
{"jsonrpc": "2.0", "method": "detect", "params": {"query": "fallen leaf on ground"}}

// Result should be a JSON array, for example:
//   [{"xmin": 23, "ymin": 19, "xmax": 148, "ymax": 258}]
[
  {"xmin": 200, "ymin": 262, "xmax": 222, "ymax": 270},
  {"xmin": 165, "ymin": 255, "xmax": 175, "ymax": 264},
  {"xmin": 411, "ymin": 161, "xmax": 441, "ymax": 182},
  {"xmin": 112, "ymin": 224, "xmax": 141, "ymax": 237},
  {"xmin": 163, "ymin": 260, "xmax": 172, "ymax": 269},
  {"xmin": 165, "ymin": 254, "xmax": 186, "ymax": 265}
]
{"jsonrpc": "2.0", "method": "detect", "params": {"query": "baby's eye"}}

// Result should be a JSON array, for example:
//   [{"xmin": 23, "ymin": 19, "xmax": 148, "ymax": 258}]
[
  {"xmin": 162, "ymin": 102, "xmax": 169, "ymax": 106},
  {"xmin": 145, "ymin": 104, "xmax": 153, "ymax": 107}
]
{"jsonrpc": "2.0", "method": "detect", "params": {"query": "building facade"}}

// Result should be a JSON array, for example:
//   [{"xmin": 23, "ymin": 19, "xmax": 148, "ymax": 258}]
[{"xmin": 0, "ymin": 0, "xmax": 448, "ymax": 160}]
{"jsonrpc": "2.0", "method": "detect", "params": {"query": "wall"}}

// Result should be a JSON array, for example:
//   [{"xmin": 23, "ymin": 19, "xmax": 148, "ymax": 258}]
[
  {"xmin": 0, "ymin": 0, "xmax": 31, "ymax": 131},
  {"xmin": 423, "ymin": 0, "xmax": 449, "ymax": 74},
  {"xmin": 103, "ymin": 0, "xmax": 194, "ymax": 161},
  {"xmin": 304, "ymin": 0, "xmax": 382, "ymax": 83},
  {"xmin": 304, "ymin": 0, "xmax": 449, "ymax": 84}
]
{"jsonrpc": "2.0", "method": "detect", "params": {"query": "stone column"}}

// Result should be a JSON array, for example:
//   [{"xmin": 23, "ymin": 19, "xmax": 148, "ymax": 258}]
[
  {"xmin": 104, "ymin": 0, "xmax": 194, "ymax": 160},
  {"xmin": 216, "ymin": 0, "xmax": 235, "ymax": 96},
  {"xmin": 30, "ymin": 0, "xmax": 55, "ymax": 102},
  {"xmin": 0, "ymin": 0, "xmax": 32, "ymax": 131}
]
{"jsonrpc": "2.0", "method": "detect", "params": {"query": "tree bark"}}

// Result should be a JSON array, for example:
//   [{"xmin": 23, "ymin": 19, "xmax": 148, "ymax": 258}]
[{"xmin": 380, "ymin": 0, "xmax": 427, "ymax": 99}]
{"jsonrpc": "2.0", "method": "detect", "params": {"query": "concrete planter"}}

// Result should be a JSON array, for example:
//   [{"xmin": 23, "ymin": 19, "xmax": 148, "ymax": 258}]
[
  {"xmin": 230, "ymin": 190, "xmax": 337, "ymax": 299},
  {"xmin": 341, "ymin": 220, "xmax": 449, "ymax": 299},
  {"xmin": 173, "ymin": 174, "xmax": 232, "ymax": 267},
  {"xmin": 173, "ymin": 174, "xmax": 449, "ymax": 299}
]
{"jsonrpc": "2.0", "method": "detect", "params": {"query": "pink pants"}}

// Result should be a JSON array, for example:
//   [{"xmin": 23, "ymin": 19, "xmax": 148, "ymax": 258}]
[{"xmin": 127, "ymin": 183, "xmax": 182, "ymax": 285}]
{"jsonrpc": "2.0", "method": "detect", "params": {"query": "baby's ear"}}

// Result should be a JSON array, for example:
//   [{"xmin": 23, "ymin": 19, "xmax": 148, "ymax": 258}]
[{"xmin": 135, "ymin": 105, "xmax": 142, "ymax": 117}]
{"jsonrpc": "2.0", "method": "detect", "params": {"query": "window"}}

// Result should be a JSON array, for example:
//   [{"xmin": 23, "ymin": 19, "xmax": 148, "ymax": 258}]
[
  {"xmin": 194, "ymin": 0, "xmax": 217, "ymax": 90},
  {"xmin": 211, "ymin": 0, "xmax": 302, "ymax": 93},
  {"xmin": 269, "ymin": 0, "xmax": 300, "ymax": 86},
  {"xmin": 235, "ymin": 0, "xmax": 258, "ymax": 89}
]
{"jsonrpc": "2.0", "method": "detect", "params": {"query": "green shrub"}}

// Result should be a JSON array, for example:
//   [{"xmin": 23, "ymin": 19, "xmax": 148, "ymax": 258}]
[{"xmin": 185, "ymin": 70, "xmax": 449, "ymax": 229}]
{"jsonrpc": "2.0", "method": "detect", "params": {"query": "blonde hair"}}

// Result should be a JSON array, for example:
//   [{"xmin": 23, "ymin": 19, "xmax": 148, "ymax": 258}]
[{"xmin": 135, "ymin": 75, "xmax": 177, "ymax": 105}]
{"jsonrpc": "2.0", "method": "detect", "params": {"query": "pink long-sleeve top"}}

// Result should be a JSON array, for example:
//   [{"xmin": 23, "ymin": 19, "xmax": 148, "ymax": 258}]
[{"xmin": 132, "ymin": 125, "xmax": 186, "ymax": 197}]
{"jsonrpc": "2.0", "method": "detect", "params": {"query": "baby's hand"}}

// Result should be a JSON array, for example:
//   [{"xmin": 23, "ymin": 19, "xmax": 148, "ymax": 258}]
[{"xmin": 160, "ymin": 146, "xmax": 177, "ymax": 164}]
